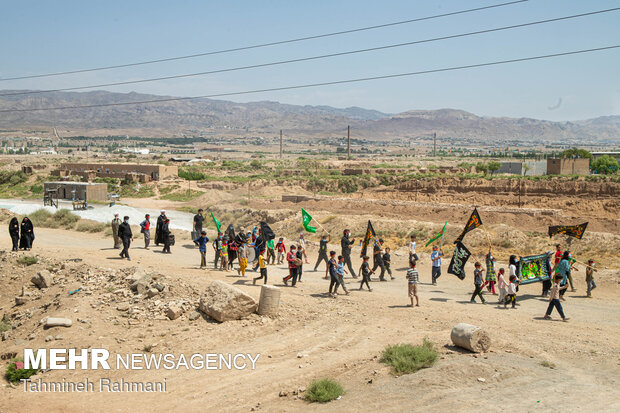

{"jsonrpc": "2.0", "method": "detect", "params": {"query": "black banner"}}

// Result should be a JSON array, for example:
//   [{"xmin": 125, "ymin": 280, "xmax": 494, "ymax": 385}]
[
  {"xmin": 360, "ymin": 220, "xmax": 376, "ymax": 257},
  {"xmin": 447, "ymin": 241, "xmax": 471, "ymax": 280},
  {"xmin": 454, "ymin": 208, "xmax": 483, "ymax": 244},
  {"xmin": 548, "ymin": 222, "xmax": 588, "ymax": 239},
  {"xmin": 259, "ymin": 221, "xmax": 276, "ymax": 242}
]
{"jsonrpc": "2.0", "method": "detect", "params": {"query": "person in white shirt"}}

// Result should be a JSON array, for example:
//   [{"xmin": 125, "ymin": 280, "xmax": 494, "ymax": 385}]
[
  {"xmin": 408, "ymin": 235, "xmax": 418, "ymax": 264},
  {"xmin": 430, "ymin": 245, "xmax": 443, "ymax": 285}
]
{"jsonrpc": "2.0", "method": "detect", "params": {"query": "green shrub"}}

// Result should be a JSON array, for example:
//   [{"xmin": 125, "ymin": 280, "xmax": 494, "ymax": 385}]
[
  {"xmin": 52, "ymin": 209, "xmax": 81, "ymax": 229},
  {"xmin": 0, "ymin": 318, "xmax": 11, "ymax": 332},
  {"xmin": 29, "ymin": 184, "xmax": 43, "ymax": 194},
  {"xmin": 5, "ymin": 359, "xmax": 38, "ymax": 384},
  {"xmin": 17, "ymin": 256, "xmax": 38, "ymax": 266},
  {"xmin": 591, "ymin": 155, "xmax": 618, "ymax": 175},
  {"xmin": 381, "ymin": 339, "xmax": 438, "ymax": 375},
  {"xmin": 305, "ymin": 378, "xmax": 343, "ymax": 403},
  {"xmin": 29, "ymin": 209, "xmax": 53, "ymax": 225},
  {"xmin": 76, "ymin": 221, "xmax": 106, "ymax": 233}
]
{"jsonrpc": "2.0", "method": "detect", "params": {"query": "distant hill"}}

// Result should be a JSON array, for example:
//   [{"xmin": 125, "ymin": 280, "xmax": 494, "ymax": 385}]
[{"xmin": 0, "ymin": 90, "xmax": 618, "ymax": 142}]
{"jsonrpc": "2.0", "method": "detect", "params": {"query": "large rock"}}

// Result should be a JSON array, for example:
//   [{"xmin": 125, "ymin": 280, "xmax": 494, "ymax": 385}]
[
  {"xmin": 451, "ymin": 323, "xmax": 491, "ymax": 353},
  {"xmin": 198, "ymin": 280, "xmax": 258, "ymax": 322},
  {"xmin": 31, "ymin": 270, "xmax": 52, "ymax": 288},
  {"xmin": 44, "ymin": 317, "xmax": 73, "ymax": 328}
]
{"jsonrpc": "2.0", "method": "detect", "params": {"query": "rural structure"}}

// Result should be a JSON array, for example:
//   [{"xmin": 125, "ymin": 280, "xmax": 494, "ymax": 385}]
[
  {"xmin": 52, "ymin": 162, "xmax": 178, "ymax": 182},
  {"xmin": 546, "ymin": 158, "xmax": 590, "ymax": 175},
  {"xmin": 43, "ymin": 181, "xmax": 108, "ymax": 202}
]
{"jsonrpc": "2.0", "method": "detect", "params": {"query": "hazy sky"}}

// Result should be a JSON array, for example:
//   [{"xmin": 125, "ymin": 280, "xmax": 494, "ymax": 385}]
[{"xmin": 1, "ymin": 0, "xmax": 619, "ymax": 120}]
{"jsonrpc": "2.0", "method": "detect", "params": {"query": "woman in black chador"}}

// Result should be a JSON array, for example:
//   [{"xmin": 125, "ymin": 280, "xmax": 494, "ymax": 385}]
[
  {"xmin": 9, "ymin": 217, "xmax": 20, "ymax": 251},
  {"xmin": 19, "ymin": 217, "xmax": 34, "ymax": 250}
]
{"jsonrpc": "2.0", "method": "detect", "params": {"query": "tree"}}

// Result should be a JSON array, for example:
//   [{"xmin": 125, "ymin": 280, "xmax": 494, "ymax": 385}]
[
  {"xmin": 475, "ymin": 162, "xmax": 488, "ymax": 175},
  {"xmin": 560, "ymin": 148, "xmax": 592, "ymax": 161},
  {"xmin": 591, "ymin": 155, "xmax": 619, "ymax": 174},
  {"xmin": 487, "ymin": 161, "xmax": 501, "ymax": 175}
]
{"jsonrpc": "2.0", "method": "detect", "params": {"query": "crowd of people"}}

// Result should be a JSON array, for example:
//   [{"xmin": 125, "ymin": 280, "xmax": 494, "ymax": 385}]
[{"xmin": 6, "ymin": 208, "xmax": 598, "ymax": 320}]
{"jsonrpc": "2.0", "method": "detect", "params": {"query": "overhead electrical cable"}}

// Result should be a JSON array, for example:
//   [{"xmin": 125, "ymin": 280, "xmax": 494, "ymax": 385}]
[
  {"xmin": 1, "ymin": 6, "xmax": 618, "ymax": 97},
  {"xmin": 0, "ymin": 0, "xmax": 528, "ymax": 81},
  {"xmin": 1, "ymin": 45, "xmax": 617, "ymax": 113}
]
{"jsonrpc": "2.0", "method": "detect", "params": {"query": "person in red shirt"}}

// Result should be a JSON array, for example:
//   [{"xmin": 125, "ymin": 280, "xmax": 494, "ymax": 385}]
[
  {"xmin": 140, "ymin": 214, "xmax": 151, "ymax": 249},
  {"xmin": 283, "ymin": 245, "xmax": 298, "ymax": 286},
  {"xmin": 276, "ymin": 238, "xmax": 287, "ymax": 264}
]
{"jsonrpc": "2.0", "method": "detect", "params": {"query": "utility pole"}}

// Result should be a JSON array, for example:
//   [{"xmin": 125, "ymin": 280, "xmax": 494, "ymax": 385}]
[
  {"xmin": 347, "ymin": 125, "xmax": 350, "ymax": 159},
  {"xmin": 279, "ymin": 130, "xmax": 283, "ymax": 159},
  {"xmin": 433, "ymin": 132, "xmax": 437, "ymax": 157}
]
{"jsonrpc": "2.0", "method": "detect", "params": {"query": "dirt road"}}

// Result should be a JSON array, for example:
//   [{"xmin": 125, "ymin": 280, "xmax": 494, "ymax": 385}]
[{"xmin": 2, "ymin": 227, "xmax": 619, "ymax": 412}]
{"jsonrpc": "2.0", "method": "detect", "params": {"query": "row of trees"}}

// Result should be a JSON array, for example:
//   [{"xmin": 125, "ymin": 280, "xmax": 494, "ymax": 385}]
[{"xmin": 560, "ymin": 148, "xmax": 618, "ymax": 174}]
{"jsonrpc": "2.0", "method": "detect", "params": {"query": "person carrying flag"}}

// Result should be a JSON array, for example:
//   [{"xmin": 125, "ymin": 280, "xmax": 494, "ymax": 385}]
[{"xmin": 341, "ymin": 229, "xmax": 357, "ymax": 278}]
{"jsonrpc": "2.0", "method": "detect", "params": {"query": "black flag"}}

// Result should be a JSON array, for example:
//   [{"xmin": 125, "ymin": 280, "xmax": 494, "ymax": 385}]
[
  {"xmin": 259, "ymin": 221, "xmax": 276, "ymax": 243},
  {"xmin": 454, "ymin": 208, "xmax": 483, "ymax": 244},
  {"xmin": 360, "ymin": 220, "xmax": 376, "ymax": 257},
  {"xmin": 548, "ymin": 222, "xmax": 588, "ymax": 239},
  {"xmin": 447, "ymin": 242, "xmax": 471, "ymax": 280}
]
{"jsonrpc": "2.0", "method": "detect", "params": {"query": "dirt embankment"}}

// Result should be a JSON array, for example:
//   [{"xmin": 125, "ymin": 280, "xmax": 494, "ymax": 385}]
[{"xmin": 395, "ymin": 177, "xmax": 619, "ymax": 198}]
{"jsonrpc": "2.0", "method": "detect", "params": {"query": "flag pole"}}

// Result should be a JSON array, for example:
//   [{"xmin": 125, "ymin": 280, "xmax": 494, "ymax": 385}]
[
  {"xmin": 438, "ymin": 221, "xmax": 447, "ymax": 251},
  {"xmin": 481, "ymin": 225, "xmax": 492, "ymax": 250},
  {"xmin": 312, "ymin": 217, "xmax": 330, "ymax": 234}
]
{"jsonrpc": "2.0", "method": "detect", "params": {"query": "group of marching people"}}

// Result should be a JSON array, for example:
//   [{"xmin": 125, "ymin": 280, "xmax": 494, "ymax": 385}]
[
  {"xmin": 111, "ymin": 210, "xmax": 173, "ymax": 261},
  {"xmin": 7, "ymin": 216, "xmax": 35, "ymax": 251},
  {"xmin": 466, "ymin": 243, "xmax": 597, "ymax": 322},
  {"xmin": 105, "ymin": 208, "xmax": 599, "ymax": 320}
]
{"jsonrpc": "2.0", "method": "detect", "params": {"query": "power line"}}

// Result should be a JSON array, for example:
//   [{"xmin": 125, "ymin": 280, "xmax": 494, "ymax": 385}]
[
  {"xmin": 0, "ymin": 0, "xmax": 528, "ymax": 82},
  {"xmin": 1, "ymin": 45, "xmax": 617, "ymax": 113},
  {"xmin": 2, "ymin": 7, "xmax": 618, "ymax": 97}
]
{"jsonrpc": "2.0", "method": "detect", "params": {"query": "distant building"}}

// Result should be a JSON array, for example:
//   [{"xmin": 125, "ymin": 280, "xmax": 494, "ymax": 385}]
[
  {"xmin": 591, "ymin": 152, "xmax": 620, "ymax": 162},
  {"xmin": 498, "ymin": 162, "xmax": 523, "ymax": 175},
  {"xmin": 523, "ymin": 160, "xmax": 547, "ymax": 176},
  {"xmin": 546, "ymin": 158, "xmax": 590, "ymax": 175},
  {"xmin": 44, "ymin": 181, "xmax": 108, "ymax": 202},
  {"xmin": 52, "ymin": 163, "xmax": 177, "ymax": 182}
]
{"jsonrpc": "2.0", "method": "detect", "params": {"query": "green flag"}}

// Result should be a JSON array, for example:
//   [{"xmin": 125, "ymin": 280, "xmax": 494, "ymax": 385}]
[
  {"xmin": 425, "ymin": 221, "xmax": 447, "ymax": 247},
  {"xmin": 210, "ymin": 211, "xmax": 221, "ymax": 233},
  {"xmin": 301, "ymin": 208, "xmax": 317, "ymax": 233}
]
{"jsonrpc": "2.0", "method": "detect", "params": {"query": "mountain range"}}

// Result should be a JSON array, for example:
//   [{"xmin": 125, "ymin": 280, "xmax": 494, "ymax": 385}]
[{"xmin": 1, "ymin": 90, "xmax": 618, "ymax": 142}]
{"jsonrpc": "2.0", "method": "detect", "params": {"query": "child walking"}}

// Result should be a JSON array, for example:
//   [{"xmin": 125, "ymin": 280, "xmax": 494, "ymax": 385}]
[
  {"xmin": 406, "ymin": 259, "xmax": 419, "ymax": 307},
  {"xmin": 220, "ymin": 240, "xmax": 229, "ymax": 271},
  {"xmin": 336, "ymin": 255, "xmax": 350, "ymax": 295},
  {"xmin": 482, "ymin": 248, "xmax": 496, "ymax": 294},
  {"xmin": 471, "ymin": 262, "xmax": 486, "ymax": 304},
  {"xmin": 238, "ymin": 242, "xmax": 248, "ymax": 276},
  {"xmin": 253, "ymin": 250, "xmax": 268, "ymax": 285},
  {"xmin": 276, "ymin": 238, "xmax": 286, "ymax": 264},
  {"xmin": 358, "ymin": 255, "xmax": 373, "ymax": 292},
  {"xmin": 544, "ymin": 275, "xmax": 569, "ymax": 321},
  {"xmin": 497, "ymin": 268, "xmax": 508, "ymax": 304},
  {"xmin": 383, "ymin": 247, "xmax": 395, "ymax": 280},
  {"xmin": 193, "ymin": 231, "xmax": 210, "ymax": 269},
  {"xmin": 586, "ymin": 259, "xmax": 597, "ymax": 298},
  {"xmin": 504, "ymin": 274, "xmax": 518, "ymax": 309}
]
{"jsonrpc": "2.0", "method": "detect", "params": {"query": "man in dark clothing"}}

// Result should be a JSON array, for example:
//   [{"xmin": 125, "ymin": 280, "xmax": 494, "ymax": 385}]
[
  {"xmin": 118, "ymin": 216, "xmax": 133, "ymax": 261},
  {"xmin": 161, "ymin": 218, "xmax": 171, "ymax": 253},
  {"xmin": 296, "ymin": 245, "xmax": 304, "ymax": 282},
  {"xmin": 212, "ymin": 233, "xmax": 223, "ymax": 268},
  {"xmin": 155, "ymin": 210, "xmax": 166, "ymax": 246},
  {"xmin": 340, "ymin": 229, "xmax": 357, "ymax": 278},
  {"xmin": 314, "ymin": 233, "xmax": 330, "ymax": 272},
  {"xmin": 372, "ymin": 238, "xmax": 386, "ymax": 281},
  {"xmin": 193, "ymin": 209, "xmax": 204, "ymax": 239}
]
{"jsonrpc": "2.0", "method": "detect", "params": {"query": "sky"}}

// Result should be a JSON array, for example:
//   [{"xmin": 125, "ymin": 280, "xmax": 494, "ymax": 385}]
[{"xmin": 1, "ymin": 0, "xmax": 619, "ymax": 121}]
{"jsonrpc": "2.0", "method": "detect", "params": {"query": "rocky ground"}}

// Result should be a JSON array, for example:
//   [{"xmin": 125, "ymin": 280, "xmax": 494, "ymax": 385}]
[{"xmin": 1, "ymin": 225, "xmax": 619, "ymax": 412}]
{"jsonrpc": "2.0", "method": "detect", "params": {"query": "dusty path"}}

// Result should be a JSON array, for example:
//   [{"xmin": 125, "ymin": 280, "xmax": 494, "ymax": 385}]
[{"xmin": 2, "ymin": 228, "xmax": 619, "ymax": 412}]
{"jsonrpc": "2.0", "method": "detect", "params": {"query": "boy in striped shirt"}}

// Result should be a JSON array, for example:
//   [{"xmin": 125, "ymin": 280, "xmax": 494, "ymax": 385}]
[{"xmin": 406, "ymin": 260, "xmax": 420, "ymax": 307}]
